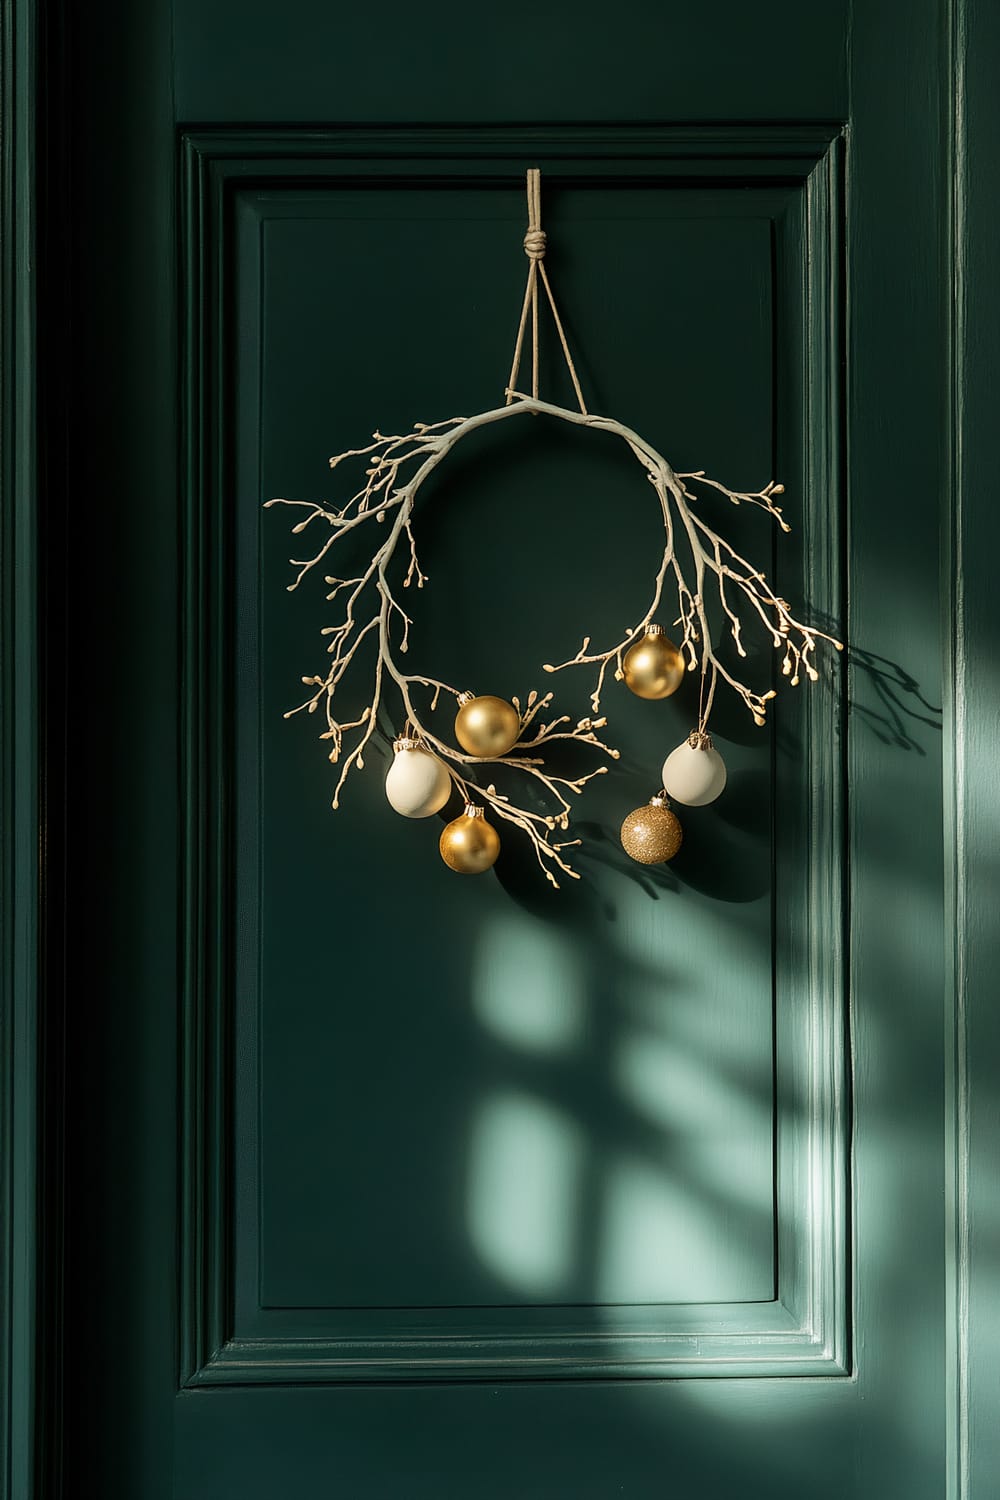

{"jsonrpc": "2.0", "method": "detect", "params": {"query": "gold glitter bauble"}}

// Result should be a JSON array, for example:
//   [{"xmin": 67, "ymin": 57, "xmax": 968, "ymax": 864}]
[
  {"xmin": 454, "ymin": 693, "xmax": 521, "ymax": 757},
  {"xmin": 621, "ymin": 625, "xmax": 684, "ymax": 700},
  {"xmin": 439, "ymin": 804, "xmax": 501, "ymax": 874},
  {"xmin": 620, "ymin": 793, "xmax": 683, "ymax": 864}
]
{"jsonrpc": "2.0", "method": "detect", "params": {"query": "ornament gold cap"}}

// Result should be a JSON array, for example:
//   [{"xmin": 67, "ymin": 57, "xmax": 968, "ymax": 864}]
[
  {"xmin": 650, "ymin": 789, "xmax": 671, "ymax": 808},
  {"xmin": 686, "ymin": 729, "xmax": 713, "ymax": 751},
  {"xmin": 644, "ymin": 623, "xmax": 666, "ymax": 636},
  {"xmin": 393, "ymin": 734, "xmax": 420, "ymax": 752},
  {"xmin": 463, "ymin": 802, "xmax": 486, "ymax": 819},
  {"xmin": 457, "ymin": 691, "xmax": 476, "ymax": 706}
]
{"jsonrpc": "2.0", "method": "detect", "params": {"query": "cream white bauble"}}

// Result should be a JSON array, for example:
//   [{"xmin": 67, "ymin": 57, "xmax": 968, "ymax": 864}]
[
  {"xmin": 661, "ymin": 732, "xmax": 728, "ymax": 807},
  {"xmin": 385, "ymin": 737, "xmax": 452, "ymax": 818}
]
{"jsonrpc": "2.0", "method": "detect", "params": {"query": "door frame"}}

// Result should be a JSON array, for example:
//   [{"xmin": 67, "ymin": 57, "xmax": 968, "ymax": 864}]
[
  {"xmin": 1, "ymin": 0, "xmax": 995, "ymax": 1494},
  {"xmin": 2, "ymin": 2, "xmax": 44, "ymax": 1496}
]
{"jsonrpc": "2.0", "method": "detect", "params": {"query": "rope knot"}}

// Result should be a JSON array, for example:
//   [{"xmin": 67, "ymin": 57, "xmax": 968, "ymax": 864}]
[
  {"xmin": 505, "ymin": 168, "xmax": 587, "ymax": 415},
  {"xmin": 523, "ymin": 229, "xmax": 547, "ymax": 261}
]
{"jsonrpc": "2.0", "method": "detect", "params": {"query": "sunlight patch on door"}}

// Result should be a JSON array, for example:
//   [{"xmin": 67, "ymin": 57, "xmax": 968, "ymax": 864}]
[
  {"xmin": 597, "ymin": 1156, "xmax": 757, "ymax": 1303},
  {"xmin": 472, "ymin": 913, "xmax": 585, "ymax": 1054},
  {"xmin": 467, "ymin": 1092, "xmax": 583, "ymax": 1296},
  {"xmin": 613, "ymin": 1030, "xmax": 770, "ymax": 1208}
]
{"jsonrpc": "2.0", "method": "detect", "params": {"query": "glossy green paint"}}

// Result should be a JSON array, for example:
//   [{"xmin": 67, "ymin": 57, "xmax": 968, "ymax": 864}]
[{"xmin": 3, "ymin": 0, "xmax": 995, "ymax": 1498}]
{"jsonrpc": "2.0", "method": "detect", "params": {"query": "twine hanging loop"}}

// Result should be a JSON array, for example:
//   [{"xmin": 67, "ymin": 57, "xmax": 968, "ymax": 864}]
[{"xmin": 506, "ymin": 168, "xmax": 587, "ymax": 414}]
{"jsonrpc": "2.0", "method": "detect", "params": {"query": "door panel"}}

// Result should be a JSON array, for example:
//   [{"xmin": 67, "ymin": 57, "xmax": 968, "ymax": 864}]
[
  {"xmin": 179, "ymin": 133, "xmax": 847, "ymax": 1390},
  {"xmin": 250, "ymin": 188, "xmax": 776, "ymax": 1320},
  {"xmin": 51, "ymin": 0, "xmax": 958, "ymax": 1495}
]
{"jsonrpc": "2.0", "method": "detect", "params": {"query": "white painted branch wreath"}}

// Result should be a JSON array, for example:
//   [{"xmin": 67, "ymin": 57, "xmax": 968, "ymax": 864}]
[{"xmin": 267, "ymin": 169, "xmax": 842, "ymax": 886}]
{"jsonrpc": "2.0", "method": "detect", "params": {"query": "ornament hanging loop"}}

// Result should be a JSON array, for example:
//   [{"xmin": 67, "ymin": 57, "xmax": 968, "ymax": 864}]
[
  {"xmin": 697, "ymin": 658, "xmax": 718, "ymax": 736},
  {"xmin": 506, "ymin": 168, "xmax": 588, "ymax": 416}
]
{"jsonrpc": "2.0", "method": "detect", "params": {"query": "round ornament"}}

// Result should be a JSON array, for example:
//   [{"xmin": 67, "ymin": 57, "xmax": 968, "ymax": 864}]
[
  {"xmin": 621, "ymin": 625, "xmax": 685, "ymax": 700},
  {"xmin": 454, "ymin": 693, "xmax": 521, "ymax": 758},
  {"xmin": 620, "ymin": 792, "xmax": 683, "ymax": 865},
  {"xmin": 385, "ymin": 735, "xmax": 452, "ymax": 818},
  {"xmin": 662, "ymin": 731, "xmax": 728, "ymax": 807},
  {"xmin": 439, "ymin": 803, "xmax": 501, "ymax": 874}
]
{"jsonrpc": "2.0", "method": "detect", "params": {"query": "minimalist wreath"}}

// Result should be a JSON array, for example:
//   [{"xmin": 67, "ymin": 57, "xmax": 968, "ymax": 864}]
[{"xmin": 267, "ymin": 170, "xmax": 841, "ymax": 886}]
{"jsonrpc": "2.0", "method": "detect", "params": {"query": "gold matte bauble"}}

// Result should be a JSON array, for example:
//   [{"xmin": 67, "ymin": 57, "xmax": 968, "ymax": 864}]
[
  {"xmin": 454, "ymin": 693, "xmax": 521, "ymax": 758},
  {"xmin": 439, "ymin": 804, "xmax": 501, "ymax": 874},
  {"xmin": 621, "ymin": 625, "xmax": 685, "ymax": 700},
  {"xmin": 620, "ymin": 792, "xmax": 683, "ymax": 864}
]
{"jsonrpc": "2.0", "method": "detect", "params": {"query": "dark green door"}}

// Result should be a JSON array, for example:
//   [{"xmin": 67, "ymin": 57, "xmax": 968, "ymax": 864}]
[{"xmin": 15, "ymin": 0, "xmax": 986, "ymax": 1495}]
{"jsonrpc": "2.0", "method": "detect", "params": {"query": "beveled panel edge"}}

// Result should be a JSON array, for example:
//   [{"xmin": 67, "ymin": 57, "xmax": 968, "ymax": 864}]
[
  {"xmin": 178, "ymin": 123, "xmax": 849, "ymax": 1388},
  {"xmin": 184, "ymin": 1322, "xmax": 848, "ymax": 1388},
  {"xmin": 773, "ymin": 135, "xmax": 849, "ymax": 1373},
  {"xmin": 179, "ymin": 121, "xmax": 843, "ymax": 169}
]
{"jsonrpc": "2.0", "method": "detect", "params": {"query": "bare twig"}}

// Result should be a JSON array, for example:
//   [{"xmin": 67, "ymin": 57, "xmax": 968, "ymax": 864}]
[{"xmin": 268, "ymin": 396, "xmax": 841, "ymax": 881}]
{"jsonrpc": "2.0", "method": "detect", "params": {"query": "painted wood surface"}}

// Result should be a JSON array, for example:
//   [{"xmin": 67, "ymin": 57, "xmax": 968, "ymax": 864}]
[
  {"xmin": 175, "ymin": 130, "xmax": 846, "ymax": 1394},
  {"xmin": 2, "ymin": 0, "xmax": 996, "ymax": 1497}
]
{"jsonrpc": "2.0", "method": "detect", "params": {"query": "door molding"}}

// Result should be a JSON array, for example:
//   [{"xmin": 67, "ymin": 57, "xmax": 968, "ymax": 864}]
[
  {"xmin": 2, "ymin": 0, "xmax": 43, "ymax": 1495},
  {"xmin": 179, "ymin": 123, "xmax": 850, "ymax": 1386},
  {"xmin": 943, "ymin": 1, "xmax": 1000, "ymax": 1495}
]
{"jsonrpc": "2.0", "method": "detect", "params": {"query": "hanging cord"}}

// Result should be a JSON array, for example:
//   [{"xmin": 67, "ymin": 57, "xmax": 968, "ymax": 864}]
[
  {"xmin": 695, "ymin": 659, "xmax": 718, "ymax": 742},
  {"xmin": 505, "ymin": 169, "xmax": 588, "ymax": 415}
]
